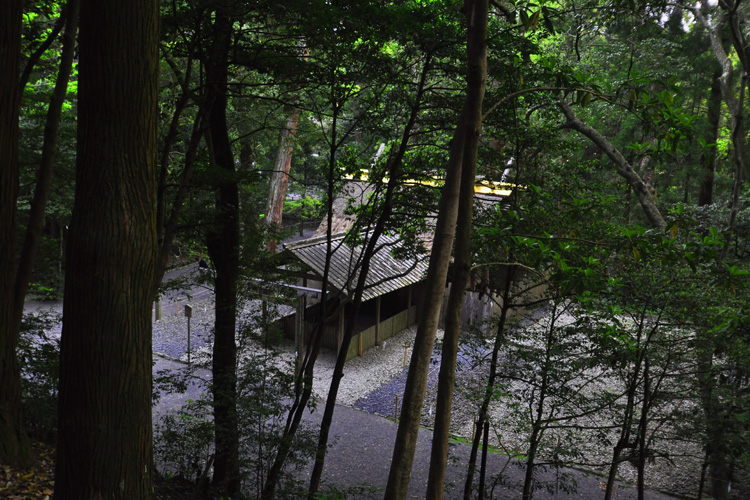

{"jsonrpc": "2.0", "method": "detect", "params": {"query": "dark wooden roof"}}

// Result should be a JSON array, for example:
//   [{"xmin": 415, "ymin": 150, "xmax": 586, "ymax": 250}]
[{"xmin": 283, "ymin": 232, "xmax": 428, "ymax": 302}]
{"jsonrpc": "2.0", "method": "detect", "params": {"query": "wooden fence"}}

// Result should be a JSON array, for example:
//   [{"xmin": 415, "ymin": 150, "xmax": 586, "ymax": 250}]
[{"xmin": 345, "ymin": 304, "xmax": 417, "ymax": 361}]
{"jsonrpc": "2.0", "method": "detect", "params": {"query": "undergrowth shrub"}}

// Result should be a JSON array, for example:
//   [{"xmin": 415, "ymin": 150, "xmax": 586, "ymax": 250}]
[{"xmin": 18, "ymin": 311, "xmax": 61, "ymax": 441}]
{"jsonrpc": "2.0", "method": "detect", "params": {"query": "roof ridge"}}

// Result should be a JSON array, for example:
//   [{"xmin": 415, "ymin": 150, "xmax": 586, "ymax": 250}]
[{"xmin": 283, "ymin": 231, "xmax": 347, "ymax": 251}]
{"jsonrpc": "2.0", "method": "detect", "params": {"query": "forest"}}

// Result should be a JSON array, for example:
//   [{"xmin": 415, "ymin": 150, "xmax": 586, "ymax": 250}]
[{"xmin": 1, "ymin": 0, "xmax": 750, "ymax": 498}]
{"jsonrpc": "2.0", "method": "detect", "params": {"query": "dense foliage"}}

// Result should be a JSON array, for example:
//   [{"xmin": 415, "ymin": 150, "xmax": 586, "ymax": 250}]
[{"xmin": 6, "ymin": 0, "xmax": 750, "ymax": 498}]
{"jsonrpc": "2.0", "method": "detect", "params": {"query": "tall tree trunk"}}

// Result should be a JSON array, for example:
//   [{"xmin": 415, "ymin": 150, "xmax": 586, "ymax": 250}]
[
  {"xmin": 384, "ymin": 3, "xmax": 488, "ymax": 498},
  {"xmin": 266, "ymin": 107, "xmax": 301, "ymax": 252},
  {"xmin": 383, "ymin": 107, "xmax": 465, "ymax": 500},
  {"xmin": 13, "ymin": 0, "xmax": 80, "ymax": 332},
  {"xmin": 426, "ymin": 3, "xmax": 487, "ymax": 496},
  {"xmin": 0, "ymin": 0, "xmax": 34, "ymax": 468},
  {"xmin": 204, "ymin": 8, "xmax": 241, "ymax": 497},
  {"xmin": 55, "ymin": 0, "xmax": 159, "ymax": 497},
  {"xmin": 307, "ymin": 58, "xmax": 432, "ymax": 497},
  {"xmin": 262, "ymin": 108, "xmax": 341, "ymax": 499},
  {"xmin": 698, "ymin": 69, "xmax": 723, "ymax": 207}
]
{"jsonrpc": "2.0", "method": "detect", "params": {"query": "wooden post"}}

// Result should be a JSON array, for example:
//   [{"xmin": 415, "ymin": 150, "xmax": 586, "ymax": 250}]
[
  {"xmin": 184, "ymin": 304, "xmax": 193, "ymax": 364},
  {"xmin": 295, "ymin": 295, "xmax": 305, "ymax": 378},
  {"xmin": 338, "ymin": 306, "xmax": 345, "ymax": 352},
  {"xmin": 375, "ymin": 295, "xmax": 381, "ymax": 344},
  {"xmin": 407, "ymin": 285, "xmax": 412, "ymax": 324},
  {"xmin": 154, "ymin": 296, "xmax": 161, "ymax": 321}
]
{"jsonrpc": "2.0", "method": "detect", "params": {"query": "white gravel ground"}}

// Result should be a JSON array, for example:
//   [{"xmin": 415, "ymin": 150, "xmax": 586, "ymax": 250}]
[{"xmin": 150, "ymin": 296, "xmax": 737, "ymax": 498}]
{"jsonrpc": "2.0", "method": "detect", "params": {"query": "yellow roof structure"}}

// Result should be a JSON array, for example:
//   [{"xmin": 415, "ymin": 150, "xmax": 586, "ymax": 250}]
[{"xmin": 343, "ymin": 170, "xmax": 515, "ymax": 197}]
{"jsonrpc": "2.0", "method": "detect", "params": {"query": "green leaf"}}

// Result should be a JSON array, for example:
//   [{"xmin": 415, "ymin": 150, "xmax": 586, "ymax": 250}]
[{"xmin": 541, "ymin": 6, "xmax": 555, "ymax": 34}]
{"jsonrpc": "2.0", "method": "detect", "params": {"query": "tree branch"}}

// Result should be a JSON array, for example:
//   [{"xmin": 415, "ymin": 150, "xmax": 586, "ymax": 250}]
[{"xmin": 557, "ymin": 98, "xmax": 666, "ymax": 229}]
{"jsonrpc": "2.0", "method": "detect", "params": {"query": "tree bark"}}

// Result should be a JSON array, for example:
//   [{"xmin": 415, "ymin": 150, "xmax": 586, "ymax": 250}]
[
  {"xmin": 0, "ymin": 0, "xmax": 34, "ymax": 468},
  {"xmin": 383, "ymin": 2, "xmax": 489, "ymax": 493},
  {"xmin": 698, "ymin": 68, "xmax": 723, "ymax": 207},
  {"xmin": 204, "ymin": 7, "xmax": 241, "ymax": 497},
  {"xmin": 558, "ymin": 99, "xmax": 666, "ymax": 229},
  {"xmin": 266, "ymin": 107, "xmax": 301, "ymax": 253},
  {"xmin": 426, "ymin": 1, "xmax": 488, "ymax": 496},
  {"xmin": 55, "ymin": 0, "xmax": 159, "ymax": 497}
]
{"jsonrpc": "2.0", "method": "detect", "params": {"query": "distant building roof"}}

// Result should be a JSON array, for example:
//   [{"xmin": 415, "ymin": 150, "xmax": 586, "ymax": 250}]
[
  {"xmin": 313, "ymin": 179, "xmax": 514, "ymax": 241},
  {"xmin": 283, "ymin": 232, "xmax": 428, "ymax": 302}
]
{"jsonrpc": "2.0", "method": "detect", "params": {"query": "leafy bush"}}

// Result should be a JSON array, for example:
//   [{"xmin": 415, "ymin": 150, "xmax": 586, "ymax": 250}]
[
  {"xmin": 17, "ymin": 311, "xmax": 61, "ymax": 441},
  {"xmin": 283, "ymin": 196, "xmax": 323, "ymax": 221},
  {"xmin": 153, "ymin": 338, "xmax": 321, "ymax": 497},
  {"xmin": 29, "ymin": 279, "xmax": 63, "ymax": 301},
  {"xmin": 154, "ymin": 397, "xmax": 215, "ymax": 482}
]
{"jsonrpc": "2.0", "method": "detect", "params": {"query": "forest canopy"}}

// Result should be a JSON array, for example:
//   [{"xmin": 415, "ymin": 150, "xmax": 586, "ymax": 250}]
[{"xmin": 2, "ymin": 0, "xmax": 750, "ymax": 499}]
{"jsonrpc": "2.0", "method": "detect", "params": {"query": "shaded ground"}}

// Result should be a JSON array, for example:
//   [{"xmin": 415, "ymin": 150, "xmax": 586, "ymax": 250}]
[
  {"xmin": 17, "ymin": 265, "xmax": 684, "ymax": 499},
  {"xmin": 149, "ymin": 352, "xmax": 680, "ymax": 500}
]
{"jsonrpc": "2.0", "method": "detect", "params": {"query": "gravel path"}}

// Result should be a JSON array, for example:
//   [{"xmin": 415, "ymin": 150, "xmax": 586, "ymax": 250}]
[
  {"xmin": 25, "ymin": 281, "xmax": 686, "ymax": 499},
  {"xmin": 149, "ymin": 297, "xmax": 683, "ymax": 499}
]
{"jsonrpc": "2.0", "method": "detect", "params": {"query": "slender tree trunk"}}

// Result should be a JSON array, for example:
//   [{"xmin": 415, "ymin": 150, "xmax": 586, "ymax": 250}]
[
  {"xmin": 306, "ymin": 240, "xmax": 380, "ymax": 500},
  {"xmin": 698, "ymin": 69, "xmax": 723, "ymax": 206},
  {"xmin": 637, "ymin": 356, "xmax": 650, "ymax": 500},
  {"xmin": 522, "ymin": 424, "xmax": 543, "ymax": 500},
  {"xmin": 604, "ymin": 310, "xmax": 651, "ymax": 500},
  {"xmin": 521, "ymin": 311, "xmax": 556, "ymax": 500},
  {"xmin": 263, "ymin": 105, "xmax": 342, "ymax": 500},
  {"xmin": 18, "ymin": 8, "xmax": 65, "ymax": 93},
  {"xmin": 153, "ymin": 100, "xmax": 210, "ymax": 296},
  {"xmin": 153, "ymin": 52, "xmax": 206, "ymax": 293},
  {"xmin": 384, "ymin": 3, "xmax": 487, "ymax": 497},
  {"xmin": 384, "ymin": 107, "xmax": 465, "ymax": 500},
  {"xmin": 266, "ymin": 107, "xmax": 301, "ymax": 253},
  {"xmin": 604, "ymin": 440, "xmax": 628, "ymax": 500},
  {"xmin": 463, "ymin": 268, "xmax": 515, "ymax": 500},
  {"xmin": 55, "ymin": 0, "xmax": 159, "ymax": 497},
  {"xmin": 307, "ymin": 59, "xmax": 432, "ymax": 496},
  {"xmin": 426, "ymin": 0, "xmax": 488, "ymax": 490},
  {"xmin": 0, "ymin": 0, "xmax": 34, "ymax": 468},
  {"xmin": 204, "ymin": 8, "xmax": 241, "ymax": 497},
  {"xmin": 13, "ymin": 0, "xmax": 80, "ymax": 331}
]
